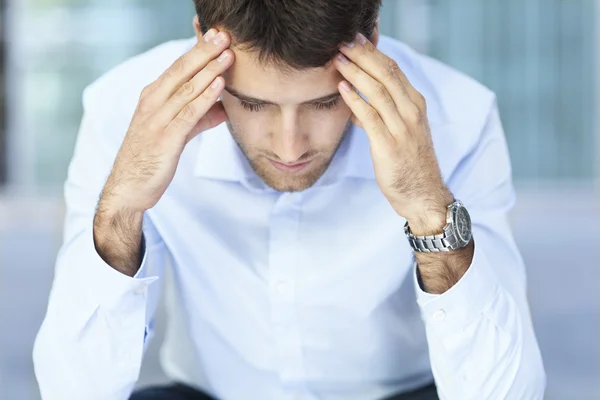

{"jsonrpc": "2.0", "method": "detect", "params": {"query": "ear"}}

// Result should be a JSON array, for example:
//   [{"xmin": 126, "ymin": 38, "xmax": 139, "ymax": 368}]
[
  {"xmin": 193, "ymin": 15, "xmax": 203, "ymax": 40},
  {"xmin": 369, "ymin": 17, "xmax": 380, "ymax": 48}
]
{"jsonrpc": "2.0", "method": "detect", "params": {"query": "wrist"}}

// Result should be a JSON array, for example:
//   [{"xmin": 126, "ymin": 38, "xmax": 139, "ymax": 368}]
[
  {"xmin": 93, "ymin": 200, "xmax": 144, "ymax": 277},
  {"xmin": 98, "ymin": 182, "xmax": 147, "ymax": 217},
  {"xmin": 93, "ymin": 205, "xmax": 143, "ymax": 240},
  {"xmin": 406, "ymin": 209, "xmax": 447, "ymax": 236},
  {"xmin": 96, "ymin": 196, "xmax": 143, "ymax": 223},
  {"xmin": 403, "ymin": 191, "xmax": 454, "ymax": 236}
]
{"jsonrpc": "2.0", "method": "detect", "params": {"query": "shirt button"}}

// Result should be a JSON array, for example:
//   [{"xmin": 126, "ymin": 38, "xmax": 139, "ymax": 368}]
[
  {"xmin": 432, "ymin": 309, "xmax": 446, "ymax": 322},
  {"xmin": 134, "ymin": 285, "xmax": 147, "ymax": 295}
]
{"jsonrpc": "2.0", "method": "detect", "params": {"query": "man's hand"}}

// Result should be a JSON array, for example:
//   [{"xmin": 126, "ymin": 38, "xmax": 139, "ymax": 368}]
[
  {"xmin": 94, "ymin": 29, "xmax": 234, "ymax": 276},
  {"xmin": 334, "ymin": 33, "xmax": 473, "ymax": 294},
  {"xmin": 334, "ymin": 33, "xmax": 453, "ymax": 234}
]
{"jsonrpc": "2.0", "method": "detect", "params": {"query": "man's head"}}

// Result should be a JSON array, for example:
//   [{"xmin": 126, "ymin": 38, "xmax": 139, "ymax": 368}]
[{"xmin": 193, "ymin": 0, "xmax": 381, "ymax": 192}]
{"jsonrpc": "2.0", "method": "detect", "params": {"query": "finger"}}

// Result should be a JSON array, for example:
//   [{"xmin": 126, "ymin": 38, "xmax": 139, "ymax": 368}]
[
  {"xmin": 164, "ymin": 76, "xmax": 225, "ymax": 140},
  {"xmin": 334, "ymin": 52, "xmax": 405, "ymax": 136},
  {"xmin": 185, "ymin": 101, "xmax": 227, "ymax": 144},
  {"xmin": 151, "ymin": 49, "xmax": 234, "ymax": 129},
  {"xmin": 340, "ymin": 33, "xmax": 424, "ymax": 115},
  {"xmin": 351, "ymin": 114, "xmax": 364, "ymax": 129},
  {"xmin": 337, "ymin": 80, "xmax": 388, "ymax": 142},
  {"xmin": 138, "ymin": 29, "xmax": 231, "ymax": 113}
]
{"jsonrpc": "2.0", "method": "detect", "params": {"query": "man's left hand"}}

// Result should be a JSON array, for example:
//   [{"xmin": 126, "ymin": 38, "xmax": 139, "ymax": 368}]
[{"xmin": 334, "ymin": 33, "xmax": 454, "ymax": 235}]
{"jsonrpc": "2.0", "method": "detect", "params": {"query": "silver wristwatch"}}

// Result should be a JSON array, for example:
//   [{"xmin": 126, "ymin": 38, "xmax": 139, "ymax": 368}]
[{"xmin": 404, "ymin": 200, "xmax": 472, "ymax": 253}]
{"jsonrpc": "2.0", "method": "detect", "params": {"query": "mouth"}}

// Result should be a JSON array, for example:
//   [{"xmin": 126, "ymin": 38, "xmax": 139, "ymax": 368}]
[{"xmin": 268, "ymin": 158, "xmax": 312, "ymax": 173}]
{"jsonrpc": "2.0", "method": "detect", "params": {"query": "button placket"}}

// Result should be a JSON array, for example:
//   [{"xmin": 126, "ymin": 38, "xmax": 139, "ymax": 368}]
[
  {"xmin": 432, "ymin": 309, "xmax": 446, "ymax": 322},
  {"xmin": 268, "ymin": 193, "xmax": 306, "ymax": 382},
  {"xmin": 134, "ymin": 285, "xmax": 147, "ymax": 296}
]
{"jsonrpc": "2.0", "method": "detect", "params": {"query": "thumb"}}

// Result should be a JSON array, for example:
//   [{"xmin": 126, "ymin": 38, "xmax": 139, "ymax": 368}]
[{"xmin": 186, "ymin": 101, "xmax": 228, "ymax": 144}]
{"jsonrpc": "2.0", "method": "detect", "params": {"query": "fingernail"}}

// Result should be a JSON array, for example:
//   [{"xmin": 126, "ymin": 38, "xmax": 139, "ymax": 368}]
[
  {"xmin": 356, "ymin": 33, "xmax": 367, "ymax": 45},
  {"xmin": 211, "ymin": 78, "xmax": 222, "ymax": 89},
  {"xmin": 217, "ymin": 51, "xmax": 229, "ymax": 62},
  {"xmin": 340, "ymin": 81, "xmax": 352, "ymax": 92},
  {"xmin": 343, "ymin": 41, "xmax": 355, "ymax": 48},
  {"xmin": 337, "ymin": 53, "xmax": 350, "ymax": 64},
  {"xmin": 203, "ymin": 29, "xmax": 216, "ymax": 42},
  {"xmin": 213, "ymin": 32, "xmax": 227, "ymax": 46}
]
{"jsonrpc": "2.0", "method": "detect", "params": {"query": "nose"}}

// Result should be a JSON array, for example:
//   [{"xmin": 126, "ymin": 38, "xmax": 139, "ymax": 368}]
[{"xmin": 272, "ymin": 109, "xmax": 309, "ymax": 163}]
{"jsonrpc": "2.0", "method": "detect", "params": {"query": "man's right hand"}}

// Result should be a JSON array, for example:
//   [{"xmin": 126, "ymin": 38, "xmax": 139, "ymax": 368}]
[{"xmin": 93, "ymin": 29, "xmax": 234, "ymax": 275}]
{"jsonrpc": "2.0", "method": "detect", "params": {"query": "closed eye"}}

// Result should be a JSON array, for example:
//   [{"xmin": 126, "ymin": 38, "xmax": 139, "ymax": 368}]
[
  {"xmin": 312, "ymin": 98, "xmax": 341, "ymax": 111},
  {"xmin": 239, "ymin": 100, "xmax": 265, "ymax": 112},
  {"xmin": 238, "ymin": 98, "xmax": 341, "ymax": 112}
]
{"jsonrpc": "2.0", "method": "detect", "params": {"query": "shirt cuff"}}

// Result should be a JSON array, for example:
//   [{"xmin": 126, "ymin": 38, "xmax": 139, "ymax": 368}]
[
  {"xmin": 72, "ymin": 216, "xmax": 159, "ymax": 310},
  {"xmin": 413, "ymin": 240, "xmax": 500, "ymax": 333}
]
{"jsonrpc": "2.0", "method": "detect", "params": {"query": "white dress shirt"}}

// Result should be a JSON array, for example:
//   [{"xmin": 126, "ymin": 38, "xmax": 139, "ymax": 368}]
[{"xmin": 33, "ymin": 35, "xmax": 546, "ymax": 400}]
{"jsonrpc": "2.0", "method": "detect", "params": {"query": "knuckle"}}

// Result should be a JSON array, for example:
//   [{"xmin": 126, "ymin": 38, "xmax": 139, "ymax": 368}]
[
  {"xmin": 384, "ymin": 58, "xmax": 399, "ymax": 79},
  {"xmin": 405, "ymin": 104, "xmax": 424, "ymax": 125},
  {"xmin": 180, "ymin": 104, "xmax": 197, "ymax": 121},
  {"xmin": 139, "ymin": 84, "xmax": 154, "ymax": 100},
  {"xmin": 373, "ymin": 82, "xmax": 388, "ymax": 98},
  {"xmin": 383, "ymin": 92, "xmax": 396, "ymax": 108},
  {"xmin": 137, "ymin": 91, "xmax": 154, "ymax": 113},
  {"xmin": 171, "ymin": 56, "xmax": 186, "ymax": 74},
  {"xmin": 365, "ymin": 41, "xmax": 377, "ymax": 54},
  {"xmin": 415, "ymin": 93, "xmax": 427, "ymax": 110},
  {"xmin": 357, "ymin": 44, "xmax": 369, "ymax": 57},
  {"xmin": 365, "ymin": 107, "xmax": 380, "ymax": 123},
  {"xmin": 177, "ymin": 81, "xmax": 195, "ymax": 98},
  {"xmin": 194, "ymin": 39, "xmax": 205, "ymax": 50},
  {"xmin": 169, "ymin": 117, "xmax": 187, "ymax": 133},
  {"xmin": 160, "ymin": 67, "xmax": 173, "ymax": 83},
  {"xmin": 142, "ymin": 120, "xmax": 159, "ymax": 134}
]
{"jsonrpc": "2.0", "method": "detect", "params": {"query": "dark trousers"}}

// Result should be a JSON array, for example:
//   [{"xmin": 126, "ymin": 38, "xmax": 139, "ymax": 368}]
[{"xmin": 130, "ymin": 381, "xmax": 438, "ymax": 400}]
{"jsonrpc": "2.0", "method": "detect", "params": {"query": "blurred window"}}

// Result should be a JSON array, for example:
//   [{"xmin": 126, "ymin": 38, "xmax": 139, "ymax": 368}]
[
  {"xmin": 3, "ymin": 0, "xmax": 598, "ymax": 190},
  {"xmin": 381, "ymin": 0, "xmax": 598, "ymax": 182},
  {"xmin": 0, "ymin": 0, "xmax": 6, "ymax": 184}
]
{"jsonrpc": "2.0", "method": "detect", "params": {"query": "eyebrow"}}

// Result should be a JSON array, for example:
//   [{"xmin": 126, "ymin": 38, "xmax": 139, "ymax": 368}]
[{"xmin": 224, "ymin": 86, "xmax": 341, "ymax": 105}]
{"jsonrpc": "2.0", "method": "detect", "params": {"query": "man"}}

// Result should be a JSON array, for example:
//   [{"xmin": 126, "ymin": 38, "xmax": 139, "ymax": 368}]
[{"xmin": 33, "ymin": 0, "xmax": 546, "ymax": 399}]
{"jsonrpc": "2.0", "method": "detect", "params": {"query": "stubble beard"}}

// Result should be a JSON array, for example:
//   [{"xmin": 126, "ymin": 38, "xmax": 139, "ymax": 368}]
[{"xmin": 226, "ymin": 120, "xmax": 352, "ymax": 192}]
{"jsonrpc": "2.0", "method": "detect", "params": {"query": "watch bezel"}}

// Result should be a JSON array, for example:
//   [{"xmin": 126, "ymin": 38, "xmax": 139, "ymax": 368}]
[{"xmin": 450, "ymin": 201, "xmax": 472, "ymax": 246}]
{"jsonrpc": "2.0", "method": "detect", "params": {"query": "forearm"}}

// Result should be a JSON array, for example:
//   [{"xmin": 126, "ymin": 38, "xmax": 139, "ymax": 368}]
[
  {"xmin": 93, "ymin": 196, "xmax": 145, "ymax": 277},
  {"xmin": 414, "ymin": 240, "xmax": 474, "ymax": 294}
]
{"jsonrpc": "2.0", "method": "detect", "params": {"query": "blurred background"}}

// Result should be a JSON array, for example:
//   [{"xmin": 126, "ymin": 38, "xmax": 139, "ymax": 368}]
[{"xmin": 0, "ymin": 0, "xmax": 598, "ymax": 399}]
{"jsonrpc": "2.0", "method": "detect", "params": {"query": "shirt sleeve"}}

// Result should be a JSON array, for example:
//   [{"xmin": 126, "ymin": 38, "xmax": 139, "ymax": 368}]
[
  {"xmin": 415, "ymin": 100, "xmax": 546, "ymax": 399},
  {"xmin": 32, "ymin": 86, "xmax": 167, "ymax": 400}
]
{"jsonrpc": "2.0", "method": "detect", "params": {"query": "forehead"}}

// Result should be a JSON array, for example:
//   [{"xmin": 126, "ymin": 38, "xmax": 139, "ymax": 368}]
[{"xmin": 222, "ymin": 46, "xmax": 344, "ymax": 104}]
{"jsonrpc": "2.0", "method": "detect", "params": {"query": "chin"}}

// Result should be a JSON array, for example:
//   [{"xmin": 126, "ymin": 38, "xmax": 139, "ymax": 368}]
[{"xmin": 253, "ymin": 159, "xmax": 329, "ymax": 192}]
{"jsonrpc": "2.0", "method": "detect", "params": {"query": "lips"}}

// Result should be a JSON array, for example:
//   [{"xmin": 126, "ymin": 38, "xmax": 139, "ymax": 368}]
[{"xmin": 268, "ymin": 158, "xmax": 311, "ymax": 173}]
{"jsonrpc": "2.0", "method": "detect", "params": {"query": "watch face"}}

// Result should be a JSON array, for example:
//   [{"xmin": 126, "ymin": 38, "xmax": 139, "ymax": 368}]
[{"xmin": 454, "ymin": 205, "xmax": 472, "ymax": 244}]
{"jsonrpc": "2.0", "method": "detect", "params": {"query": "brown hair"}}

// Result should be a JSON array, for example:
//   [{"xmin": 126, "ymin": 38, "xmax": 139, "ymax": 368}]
[{"xmin": 194, "ymin": 0, "xmax": 382, "ymax": 70}]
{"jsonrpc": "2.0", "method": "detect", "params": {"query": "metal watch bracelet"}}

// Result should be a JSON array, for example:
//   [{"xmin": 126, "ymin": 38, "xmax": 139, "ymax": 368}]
[{"xmin": 403, "ymin": 222, "xmax": 458, "ymax": 253}]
